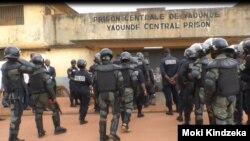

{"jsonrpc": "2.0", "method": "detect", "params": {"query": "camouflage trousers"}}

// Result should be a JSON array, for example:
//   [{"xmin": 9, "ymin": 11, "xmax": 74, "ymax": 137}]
[
  {"xmin": 120, "ymin": 88, "xmax": 134, "ymax": 125},
  {"xmin": 9, "ymin": 99, "xmax": 24, "ymax": 141},
  {"xmin": 31, "ymin": 93, "xmax": 61, "ymax": 133},
  {"xmin": 98, "ymin": 91, "xmax": 120, "ymax": 141},
  {"xmin": 194, "ymin": 87, "xmax": 205, "ymax": 125},
  {"xmin": 212, "ymin": 95, "xmax": 236, "ymax": 125}
]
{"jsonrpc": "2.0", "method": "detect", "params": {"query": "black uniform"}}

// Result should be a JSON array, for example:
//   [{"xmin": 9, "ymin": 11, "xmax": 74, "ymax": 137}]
[
  {"xmin": 176, "ymin": 57, "xmax": 188, "ymax": 121},
  {"xmin": 67, "ymin": 66, "xmax": 78, "ymax": 107},
  {"xmin": 177, "ymin": 58, "xmax": 196, "ymax": 124},
  {"xmin": 160, "ymin": 54, "xmax": 179, "ymax": 114},
  {"xmin": 134, "ymin": 66, "xmax": 147, "ymax": 117},
  {"xmin": 89, "ymin": 63, "xmax": 100, "ymax": 112},
  {"xmin": 241, "ymin": 55, "xmax": 250, "ymax": 124},
  {"xmin": 73, "ymin": 69, "xmax": 92, "ymax": 124}
]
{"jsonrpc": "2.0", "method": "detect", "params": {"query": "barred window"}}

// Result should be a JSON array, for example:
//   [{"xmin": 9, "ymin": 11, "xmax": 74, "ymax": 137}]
[{"xmin": 0, "ymin": 5, "xmax": 24, "ymax": 26}]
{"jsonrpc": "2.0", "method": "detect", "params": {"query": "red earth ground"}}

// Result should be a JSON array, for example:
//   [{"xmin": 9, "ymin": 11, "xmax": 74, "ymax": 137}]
[{"xmin": 0, "ymin": 92, "xmax": 248, "ymax": 141}]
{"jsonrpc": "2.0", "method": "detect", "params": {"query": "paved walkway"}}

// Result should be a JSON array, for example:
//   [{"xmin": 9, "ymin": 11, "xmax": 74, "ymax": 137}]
[{"xmin": 0, "ymin": 92, "xmax": 248, "ymax": 141}]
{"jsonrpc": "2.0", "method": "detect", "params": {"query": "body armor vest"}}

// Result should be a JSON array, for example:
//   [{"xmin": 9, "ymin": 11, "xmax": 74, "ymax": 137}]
[
  {"xmin": 95, "ymin": 64, "xmax": 117, "ymax": 92},
  {"xmin": 74, "ymin": 71, "xmax": 88, "ymax": 85},
  {"xmin": 207, "ymin": 57, "xmax": 239, "ymax": 96},
  {"xmin": 29, "ymin": 68, "xmax": 46, "ymax": 94},
  {"xmin": 1, "ymin": 62, "xmax": 24, "ymax": 93},
  {"xmin": 197, "ymin": 57, "xmax": 210, "ymax": 87},
  {"xmin": 120, "ymin": 64, "xmax": 134, "ymax": 88},
  {"xmin": 163, "ymin": 56, "xmax": 178, "ymax": 77}
]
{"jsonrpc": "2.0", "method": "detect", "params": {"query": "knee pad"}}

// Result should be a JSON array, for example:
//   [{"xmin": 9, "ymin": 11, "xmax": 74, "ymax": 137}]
[{"xmin": 213, "ymin": 107, "xmax": 228, "ymax": 120}]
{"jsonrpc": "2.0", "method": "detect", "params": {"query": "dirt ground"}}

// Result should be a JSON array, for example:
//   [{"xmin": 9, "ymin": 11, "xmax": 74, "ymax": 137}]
[{"xmin": 0, "ymin": 92, "xmax": 248, "ymax": 141}]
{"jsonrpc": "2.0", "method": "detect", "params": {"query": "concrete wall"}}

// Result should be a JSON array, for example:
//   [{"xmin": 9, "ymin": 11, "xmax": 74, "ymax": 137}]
[
  {"xmin": 53, "ymin": 6, "xmax": 250, "ymax": 44},
  {"xmin": 0, "ymin": 4, "xmax": 49, "ymax": 48}
]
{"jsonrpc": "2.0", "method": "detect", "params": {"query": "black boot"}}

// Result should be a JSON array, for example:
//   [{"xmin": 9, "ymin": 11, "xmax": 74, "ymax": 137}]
[
  {"xmin": 195, "ymin": 120, "xmax": 203, "ymax": 125},
  {"xmin": 9, "ymin": 133, "xmax": 25, "ymax": 141},
  {"xmin": 109, "ymin": 134, "xmax": 120, "ymax": 141},
  {"xmin": 176, "ymin": 115, "xmax": 184, "ymax": 122},
  {"xmin": 166, "ymin": 105, "xmax": 174, "ymax": 115},
  {"xmin": 100, "ymin": 121, "xmax": 109, "ymax": 141},
  {"xmin": 52, "ymin": 113, "xmax": 67, "ymax": 135},
  {"xmin": 137, "ymin": 112, "xmax": 144, "ymax": 118},
  {"xmin": 120, "ymin": 111, "xmax": 125, "ymax": 123},
  {"xmin": 183, "ymin": 117, "xmax": 190, "ymax": 125},
  {"xmin": 36, "ymin": 116, "xmax": 46, "ymax": 138},
  {"xmin": 54, "ymin": 126, "xmax": 67, "ymax": 135}
]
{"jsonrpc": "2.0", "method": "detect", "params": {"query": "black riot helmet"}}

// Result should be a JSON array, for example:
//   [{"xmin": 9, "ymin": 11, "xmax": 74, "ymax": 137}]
[
  {"xmin": 4, "ymin": 46, "xmax": 21, "ymax": 59},
  {"xmin": 77, "ymin": 59, "xmax": 87, "ymax": 69},
  {"xmin": 31, "ymin": 54, "xmax": 44, "ymax": 65},
  {"xmin": 184, "ymin": 47, "xmax": 196, "ymax": 59},
  {"xmin": 226, "ymin": 44, "xmax": 239, "ymax": 59},
  {"xmin": 144, "ymin": 58, "xmax": 150, "ymax": 65},
  {"xmin": 211, "ymin": 38, "xmax": 229, "ymax": 51},
  {"xmin": 136, "ymin": 52, "xmax": 144, "ymax": 61},
  {"xmin": 189, "ymin": 43, "xmax": 204, "ymax": 58},
  {"xmin": 100, "ymin": 48, "xmax": 113, "ymax": 62},
  {"xmin": 131, "ymin": 56, "xmax": 139, "ymax": 68},
  {"xmin": 209, "ymin": 37, "xmax": 229, "ymax": 59},
  {"xmin": 94, "ymin": 52, "xmax": 101, "ymax": 64},
  {"xmin": 203, "ymin": 37, "xmax": 214, "ymax": 54},
  {"xmin": 120, "ymin": 51, "xmax": 131, "ymax": 62},
  {"xmin": 239, "ymin": 38, "xmax": 250, "ymax": 54}
]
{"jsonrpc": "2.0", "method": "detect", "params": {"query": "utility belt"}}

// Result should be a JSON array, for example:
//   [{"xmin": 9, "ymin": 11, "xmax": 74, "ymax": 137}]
[{"xmin": 124, "ymin": 84, "xmax": 133, "ymax": 89}]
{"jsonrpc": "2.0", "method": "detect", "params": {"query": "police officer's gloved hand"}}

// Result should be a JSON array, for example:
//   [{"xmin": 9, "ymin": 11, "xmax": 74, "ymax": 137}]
[{"xmin": 48, "ymin": 98, "xmax": 57, "ymax": 104}]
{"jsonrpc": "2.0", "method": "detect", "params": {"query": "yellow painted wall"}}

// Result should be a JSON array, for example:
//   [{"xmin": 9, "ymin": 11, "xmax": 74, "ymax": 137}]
[
  {"xmin": 20, "ymin": 47, "xmax": 96, "ymax": 77},
  {"xmin": 0, "ymin": 4, "xmax": 48, "ymax": 48}
]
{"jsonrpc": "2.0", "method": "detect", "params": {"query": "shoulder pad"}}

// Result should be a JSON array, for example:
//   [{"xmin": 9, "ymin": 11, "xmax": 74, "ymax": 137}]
[
  {"xmin": 95, "ymin": 64, "xmax": 120, "ymax": 71},
  {"xmin": 121, "ymin": 63, "xmax": 135, "ymax": 70},
  {"xmin": 207, "ymin": 58, "xmax": 238, "ymax": 69},
  {"xmin": 1, "ymin": 63, "xmax": 7, "ymax": 71},
  {"xmin": 198, "ymin": 57, "xmax": 210, "ymax": 65}
]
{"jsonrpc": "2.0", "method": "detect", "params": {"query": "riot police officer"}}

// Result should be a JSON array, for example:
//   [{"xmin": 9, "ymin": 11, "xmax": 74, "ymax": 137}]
[
  {"xmin": 1, "ymin": 46, "xmax": 35, "ymax": 141},
  {"xmin": 239, "ymin": 38, "xmax": 250, "ymax": 124},
  {"xmin": 89, "ymin": 52, "xmax": 101, "ymax": 113},
  {"xmin": 202, "ymin": 37, "xmax": 216, "ymax": 125},
  {"xmin": 93, "ymin": 48, "xmax": 123, "ymax": 141},
  {"xmin": 136, "ymin": 52, "xmax": 149, "ymax": 107},
  {"xmin": 143, "ymin": 58, "xmax": 156, "ymax": 106},
  {"xmin": 204, "ymin": 38, "xmax": 239, "ymax": 125},
  {"xmin": 74, "ymin": 59, "xmax": 92, "ymax": 124},
  {"xmin": 176, "ymin": 52, "xmax": 188, "ymax": 122},
  {"xmin": 29, "ymin": 54, "xmax": 67, "ymax": 138},
  {"xmin": 160, "ymin": 48, "xmax": 179, "ymax": 115},
  {"xmin": 119, "ymin": 51, "xmax": 138, "ymax": 132},
  {"xmin": 177, "ymin": 46, "xmax": 197, "ymax": 125},
  {"xmin": 189, "ymin": 43, "xmax": 211, "ymax": 125},
  {"xmin": 227, "ymin": 44, "xmax": 243, "ymax": 125},
  {"xmin": 67, "ymin": 59, "xmax": 78, "ymax": 107},
  {"xmin": 132, "ymin": 56, "xmax": 147, "ymax": 118}
]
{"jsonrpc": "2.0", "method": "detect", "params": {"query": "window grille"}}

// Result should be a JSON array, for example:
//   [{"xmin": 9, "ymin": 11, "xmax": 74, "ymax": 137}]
[{"xmin": 0, "ymin": 5, "xmax": 24, "ymax": 26}]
